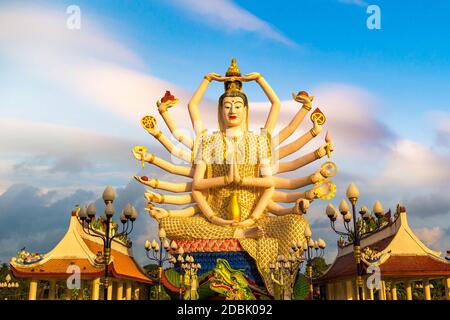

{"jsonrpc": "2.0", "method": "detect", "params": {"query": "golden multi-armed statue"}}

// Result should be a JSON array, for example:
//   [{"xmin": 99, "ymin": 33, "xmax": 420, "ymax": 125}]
[{"xmin": 132, "ymin": 59, "xmax": 336, "ymax": 294}]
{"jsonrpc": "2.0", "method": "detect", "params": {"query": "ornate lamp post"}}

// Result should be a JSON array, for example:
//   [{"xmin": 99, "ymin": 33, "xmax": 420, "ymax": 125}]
[
  {"xmin": 0, "ymin": 274, "xmax": 20, "ymax": 300},
  {"xmin": 181, "ymin": 255, "xmax": 201, "ymax": 300},
  {"xmin": 77, "ymin": 186, "xmax": 137, "ymax": 301},
  {"xmin": 290, "ymin": 226, "xmax": 326, "ymax": 300},
  {"xmin": 269, "ymin": 225, "xmax": 326, "ymax": 300},
  {"xmin": 269, "ymin": 253, "xmax": 299, "ymax": 300},
  {"xmin": 325, "ymin": 182, "xmax": 388, "ymax": 300},
  {"xmin": 168, "ymin": 244, "xmax": 185, "ymax": 300},
  {"xmin": 144, "ymin": 227, "xmax": 179, "ymax": 300}
]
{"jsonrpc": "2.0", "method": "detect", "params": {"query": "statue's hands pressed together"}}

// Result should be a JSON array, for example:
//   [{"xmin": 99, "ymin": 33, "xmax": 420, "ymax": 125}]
[
  {"xmin": 224, "ymin": 161, "xmax": 234, "ymax": 185},
  {"xmin": 232, "ymin": 162, "xmax": 242, "ymax": 184}
]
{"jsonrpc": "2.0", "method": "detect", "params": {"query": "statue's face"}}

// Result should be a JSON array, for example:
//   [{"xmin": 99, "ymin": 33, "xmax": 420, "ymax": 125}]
[{"xmin": 221, "ymin": 96, "xmax": 246, "ymax": 128}]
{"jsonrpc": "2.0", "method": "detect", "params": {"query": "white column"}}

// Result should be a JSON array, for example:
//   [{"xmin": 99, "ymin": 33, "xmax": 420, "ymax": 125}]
[
  {"xmin": 107, "ymin": 281, "xmax": 114, "ymax": 300},
  {"xmin": 48, "ymin": 280, "xmax": 56, "ymax": 300},
  {"xmin": 345, "ymin": 280, "xmax": 353, "ymax": 300},
  {"xmin": 423, "ymin": 279, "xmax": 431, "ymax": 300},
  {"xmin": 379, "ymin": 280, "xmax": 386, "ymax": 300},
  {"xmin": 369, "ymin": 288, "xmax": 374, "ymax": 300},
  {"xmin": 405, "ymin": 280, "xmax": 413, "ymax": 300},
  {"xmin": 134, "ymin": 286, "xmax": 140, "ymax": 300},
  {"xmin": 391, "ymin": 282, "xmax": 398, "ymax": 300},
  {"xmin": 91, "ymin": 278, "xmax": 100, "ymax": 300},
  {"xmin": 116, "ymin": 281, "xmax": 124, "ymax": 300},
  {"xmin": 444, "ymin": 277, "xmax": 450, "ymax": 300},
  {"xmin": 28, "ymin": 279, "xmax": 38, "ymax": 300},
  {"xmin": 326, "ymin": 283, "xmax": 332, "ymax": 300},
  {"xmin": 126, "ymin": 282, "xmax": 132, "ymax": 300}
]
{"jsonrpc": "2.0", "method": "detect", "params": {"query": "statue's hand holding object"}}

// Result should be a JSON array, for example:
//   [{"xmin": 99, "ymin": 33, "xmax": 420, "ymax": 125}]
[
  {"xmin": 293, "ymin": 90, "xmax": 314, "ymax": 106},
  {"xmin": 147, "ymin": 207, "xmax": 169, "ymax": 220}
]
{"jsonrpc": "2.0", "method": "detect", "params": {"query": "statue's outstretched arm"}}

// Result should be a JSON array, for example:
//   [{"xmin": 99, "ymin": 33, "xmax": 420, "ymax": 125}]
[
  {"xmin": 267, "ymin": 201, "xmax": 295, "ymax": 216},
  {"xmin": 276, "ymin": 120, "xmax": 322, "ymax": 159},
  {"xmin": 191, "ymin": 161, "xmax": 234, "ymax": 226},
  {"xmin": 147, "ymin": 205, "xmax": 200, "ymax": 219},
  {"xmin": 252, "ymin": 75, "xmax": 281, "ymax": 133},
  {"xmin": 192, "ymin": 160, "xmax": 233, "ymax": 191},
  {"xmin": 132, "ymin": 150, "xmax": 194, "ymax": 177},
  {"xmin": 145, "ymin": 190, "xmax": 194, "ymax": 205},
  {"xmin": 239, "ymin": 161, "xmax": 274, "ymax": 188},
  {"xmin": 188, "ymin": 73, "xmax": 224, "ymax": 135},
  {"xmin": 158, "ymin": 100, "xmax": 194, "ymax": 149},
  {"xmin": 273, "ymin": 182, "xmax": 333, "ymax": 202},
  {"xmin": 273, "ymin": 167, "xmax": 328, "ymax": 189},
  {"xmin": 155, "ymin": 131, "xmax": 192, "ymax": 162},
  {"xmin": 142, "ymin": 122, "xmax": 192, "ymax": 162},
  {"xmin": 134, "ymin": 176, "xmax": 192, "ymax": 193},
  {"xmin": 273, "ymin": 175, "xmax": 312, "ymax": 190},
  {"xmin": 272, "ymin": 93, "xmax": 313, "ymax": 146},
  {"xmin": 273, "ymin": 190, "xmax": 308, "ymax": 203},
  {"xmin": 275, "ymin": 139, "xmax": 334, "ymax": 174}
]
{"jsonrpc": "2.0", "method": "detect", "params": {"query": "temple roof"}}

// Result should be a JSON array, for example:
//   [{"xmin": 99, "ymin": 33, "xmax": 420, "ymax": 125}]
[
  {"xmin": 10, "ymin": 210, "xmax": 152, "ymax": 284},
  {"xmin": 320, "ymin": 208, "xmax": 450, "ymax": 281}
]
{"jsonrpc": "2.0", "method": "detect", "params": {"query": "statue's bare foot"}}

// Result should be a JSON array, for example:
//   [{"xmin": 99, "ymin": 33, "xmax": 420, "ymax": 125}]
[{"xmin": 233, "ymin": 226, "xmax": 264, "ymax": 239}]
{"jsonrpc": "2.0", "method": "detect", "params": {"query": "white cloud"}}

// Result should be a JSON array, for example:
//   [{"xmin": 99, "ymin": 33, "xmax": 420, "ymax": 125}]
[
  {"xmin": 0, "ymin": 5, "xmax": 141, "ymax": 68},
  {"xmin": 168, "ymin": 0, "xmax": 296, "ymax": 46},
  {"xmin": 251, "ymin": 83, "xmax": 392, "ymax": 161},
  {"xmin": 374, "ymin": 139, "xmax": 450, "ymax": 189},
  {"xmin": 414, "ymin": 227, "xmax": 444, "ymax": 251},
  {"xmin": 0, "ymin": 118, "xmax": 150, "ymax": 193}
]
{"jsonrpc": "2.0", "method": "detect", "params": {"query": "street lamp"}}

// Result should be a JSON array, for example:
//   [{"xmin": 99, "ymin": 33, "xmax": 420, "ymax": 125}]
[
  {"xmin": 77, "ymin": 185, "xmax": 137, "ymax": 301},
  {"xmin": 291, "ymin": 227, "xmax": 326, "ymax": 300},
  {"xmin": 0, "ymin": 274, "xmax": 20, "ymax": 300},
  {"xmin": 269, "ymin": 253, "xmax": 300, "ymax": 300},
  {"xmin": 181, "ymin": 255, "xmax": 201, "ymax": 300},
  {"xmin": 269, "ymin": 226, "xmax": 326, "ymax": 301},
  {"xmin": 144, "ymin": 227, "xmax": 180, "ymax": 300},
  {"xmin": 167, "ymin": 244, "xmax": 185, "ymax": 300},
  {"xmin": 324, "ymin": 182, "xmax": 389, "ymax": 300}
]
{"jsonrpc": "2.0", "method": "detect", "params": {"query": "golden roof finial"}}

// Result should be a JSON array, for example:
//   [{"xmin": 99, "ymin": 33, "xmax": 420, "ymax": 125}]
[{"xmin": 226, "ymin": 58, "xmax": 241, "ymax": 77}]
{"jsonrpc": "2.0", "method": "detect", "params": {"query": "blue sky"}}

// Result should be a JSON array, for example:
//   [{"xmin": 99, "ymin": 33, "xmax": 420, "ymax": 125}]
[{"xmin": 0, "ymin": 0, "xmax": 449, "ymax": 265}]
